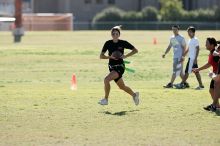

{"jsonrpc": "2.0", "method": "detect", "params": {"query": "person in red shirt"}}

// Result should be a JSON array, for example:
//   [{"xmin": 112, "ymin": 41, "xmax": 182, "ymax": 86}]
[
  {"xmin": 193, "ymin": 38, "xmax": 220, "ymax": 111},
  {"xmin": 212, "ymin": 43, "xmax": 220, "ymax": 111}
]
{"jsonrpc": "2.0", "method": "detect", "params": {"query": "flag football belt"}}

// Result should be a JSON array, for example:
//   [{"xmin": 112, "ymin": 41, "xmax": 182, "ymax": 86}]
[{"xmin": 109, "ymin": 64, "xmax": 125, "ymax": 69}]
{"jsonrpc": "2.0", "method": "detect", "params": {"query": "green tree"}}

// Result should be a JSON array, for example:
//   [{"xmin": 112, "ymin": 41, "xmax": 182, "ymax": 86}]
[
  {"xmin": 92, "ymin": 7, "xmax": 124, "ymax": 23},
  {"xmin": 160, "ymin": 0, "xmax": 184, "ymax": 21},
  {"xmin": 142, "ymin": 6, "xmax": 158, "ymax": 21},
  {"xmin": 215, "ymin": 7, "xmax": 220, "ymax": 21},
  {"xmin": 123, "ymin": 11, "xmax": 142, "ymax": 22}
]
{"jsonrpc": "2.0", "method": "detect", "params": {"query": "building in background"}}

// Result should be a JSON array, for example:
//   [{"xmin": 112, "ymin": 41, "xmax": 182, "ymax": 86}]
[
  {"xmin": 0, "ymin": 0, "xmax": 72, "ymax": 31},
  {"xmin": 1, "ymin": 0, "xmax": 220, "ymax": 22},
  {"xmin": 33, "ymin": 0, "xmax": 160, "ymax": 22},
  {"xmin": 183, "ymin": 0, "xmax": 220, "ymax": 10},
  {"xmin": 0, "ymin": 0, "xmax": 33, "ymax": 16},
  {"xmin": 33, "ymin": 0, "xmax": 220, "ymax": 23},
  {"xmin": 0, "ymin": 0, "xmax": 220, "ymax": 22},
  {"xmin": 1, "ymin": 0, "xmax": 220, "ymax": 31},
  {"xmin": 22, "ymin": 0, "xmax": 33, "ymax": 13},
  {"xmin": 0, "ymin": 0, "xmax": 15, "ymax": 16}
]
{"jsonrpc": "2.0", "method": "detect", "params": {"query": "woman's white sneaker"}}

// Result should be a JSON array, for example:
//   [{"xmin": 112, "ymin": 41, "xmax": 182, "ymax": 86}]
[
  {"xmin": 133, "ymin": 92, "xmax": 139, "ymax": 106},
  {"xmin": 98, "ymin": 98, "xmax": 108, "ymax": 105}
]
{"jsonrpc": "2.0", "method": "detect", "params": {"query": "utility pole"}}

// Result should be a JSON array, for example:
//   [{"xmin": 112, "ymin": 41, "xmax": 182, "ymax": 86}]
[{"xmin": 14, "ymin": 0, "xmax": 24, "ymax": 43}]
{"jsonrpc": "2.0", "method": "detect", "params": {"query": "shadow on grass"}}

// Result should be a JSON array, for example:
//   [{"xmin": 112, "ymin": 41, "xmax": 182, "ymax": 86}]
[
  {"xmin": 215, "ymin": 110, "xmax": 220, "ymax": 116},
  {"xmin": 103, "ymin": 110, "xmax": 139, "ymax": 116}
]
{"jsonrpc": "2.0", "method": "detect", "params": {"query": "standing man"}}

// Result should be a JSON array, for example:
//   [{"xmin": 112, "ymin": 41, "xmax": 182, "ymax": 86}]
[
  {"xmin": 177, "ymin": 26, "xmax": 204, "ymax": 89},
  {"xmin": 162, "ymin": 25, "xmax": 186, "ymax": 88}
]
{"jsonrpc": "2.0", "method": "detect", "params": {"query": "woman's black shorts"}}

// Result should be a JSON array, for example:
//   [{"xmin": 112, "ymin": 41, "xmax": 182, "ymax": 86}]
[
  {"xmin": 210, "ymin": 79, "xmax": 215, "ymax": 89},
  {"xmin": 108, "ymin": 64, "xmax": 125, "ymax": 82}
]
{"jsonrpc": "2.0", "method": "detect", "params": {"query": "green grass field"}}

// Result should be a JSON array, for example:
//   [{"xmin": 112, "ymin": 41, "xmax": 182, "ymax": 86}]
[{"xmin": 0, "ymin": 31, "xmax": 220, "ymax": 146}]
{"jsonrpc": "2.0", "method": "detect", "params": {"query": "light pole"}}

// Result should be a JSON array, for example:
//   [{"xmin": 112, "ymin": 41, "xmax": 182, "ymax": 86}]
[{"xmin": 14, "ymin": 0, "xmax": 24, "ymax": 43}]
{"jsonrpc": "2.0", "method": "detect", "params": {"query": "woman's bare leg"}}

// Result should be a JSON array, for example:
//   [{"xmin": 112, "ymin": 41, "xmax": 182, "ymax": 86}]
[
  {"xmin": 116, "ymin": 78, "xmax": 135, "ymax": 96},
  {"xmin": 104, "ymin": 71, "xmax": 119, "ymax": 99}
]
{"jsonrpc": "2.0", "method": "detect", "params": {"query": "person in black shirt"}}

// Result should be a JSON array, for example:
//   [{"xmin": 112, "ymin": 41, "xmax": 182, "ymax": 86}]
[{"xmin": 98, "ymin": 25, "xmax": 139, "ymax": 106}]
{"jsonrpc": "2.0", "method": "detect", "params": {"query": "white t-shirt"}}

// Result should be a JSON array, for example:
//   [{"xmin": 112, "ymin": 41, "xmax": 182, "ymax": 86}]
[
  {"xmin": 170, "ymin": 34, "xmax": 186, "ymax": 59},
  {"xmin": 188, "ymin": 37, "xmax": 199, "ymax": 60}
]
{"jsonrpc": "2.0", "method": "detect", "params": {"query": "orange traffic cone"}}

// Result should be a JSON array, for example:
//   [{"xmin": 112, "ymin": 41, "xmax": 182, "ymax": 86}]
[
  {"xmin": 71, "ymin": 74, "xmax": 77, "ymax": 90},
  {"xmin": 153, "ymin": 37, "xmax": 157, "ymax": 45}
]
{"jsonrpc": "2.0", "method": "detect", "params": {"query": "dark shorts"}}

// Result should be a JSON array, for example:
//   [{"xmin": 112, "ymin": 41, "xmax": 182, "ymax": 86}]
[
  {"xmin": 185, "ymin": 58, "xmax": 198, "ymax": 74},
  {"xmin": 109, "ymin": 64, "xmax": 125, "ymax": 82},
  {"xmin": 210, "ymin": 79, "xmax": 215, "ymax": 89}
]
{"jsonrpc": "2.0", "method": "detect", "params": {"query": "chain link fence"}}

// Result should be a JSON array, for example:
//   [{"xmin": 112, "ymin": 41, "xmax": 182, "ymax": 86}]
[
  {"xmin": 74, "ymin": 21, "xmax": 220, "ymax": 30},
  {"xmin": 1, "ymin": 21, "xmax": 220, "ymax": 31}
]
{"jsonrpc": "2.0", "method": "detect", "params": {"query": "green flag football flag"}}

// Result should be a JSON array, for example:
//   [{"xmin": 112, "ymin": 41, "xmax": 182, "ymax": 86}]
[
  {"xmin": 124, "ymin": 60, "xmax": 135, "ymax": 73},
  {"xmin": 124, "ymin": 60, "xmax": 131, "ymax": 64},
  {"xmin": 125, "ymin": 67, "xmax": 135, "ymax": 73}
]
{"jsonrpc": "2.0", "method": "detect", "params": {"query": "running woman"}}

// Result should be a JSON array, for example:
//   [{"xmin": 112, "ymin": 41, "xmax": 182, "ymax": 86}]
[
  {"xmin": 177, "ymin": 26, "xmax": 204, "ymax": 89},
  {"xmin": 98, "ymin": 26, "xmax": 139, "ymax": 106},
  {"xmin": 162, "ymin": 25, "xmax": 186, "ymax": 88},
  {"xmin": 193, "ymin": 38, "xmax": 220, "ymax": 111}
]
